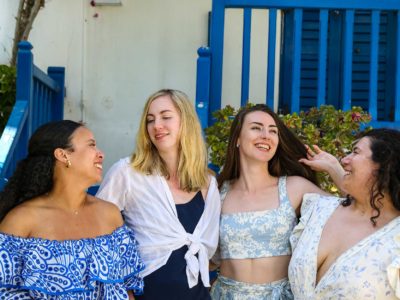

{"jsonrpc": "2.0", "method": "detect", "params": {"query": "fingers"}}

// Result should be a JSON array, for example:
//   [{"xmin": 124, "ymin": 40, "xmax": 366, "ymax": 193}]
[
  {"xmin": 312, "ymin": 145, "xmax": 322, "ymax": 154},
  {"xmin": 305, "ymin": 144, "xmax": 316, "ymax": 158}
]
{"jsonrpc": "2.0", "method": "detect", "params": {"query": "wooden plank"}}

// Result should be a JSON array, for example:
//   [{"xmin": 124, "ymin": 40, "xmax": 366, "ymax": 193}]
[
  {"xmin": 368, "ymin": 10, "xmax": 380, "ymax": 120},
  {"xmin": 266, "ymin": 8, "xmax": 277, "ymax": 108},
  {"xmin": 317, "ymin": 9, "xmax": 328, "ymax": 106},
  {"xmin": 241, "ymin": 8, "xmax": 252, "ymax": 106},
  {"xmin": 342, "ymin": 10, "xmax": 355, "ymax": 111}
]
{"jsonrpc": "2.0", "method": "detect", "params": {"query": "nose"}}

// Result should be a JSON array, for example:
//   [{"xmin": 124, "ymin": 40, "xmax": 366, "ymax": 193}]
[
  {"xmin": 341, "ymin": 154, "xmax": 351, "ymax": 166},
  {"xmin": 153, "ymin": 118, "xmax": 163, "ymax": 129},
  {"xmin": 97, "ymin": 149, "xmax": 105, "ymax": 160},
  {"xmin": 260, "ymin": 128, "xmax": 269, "ymax": 139}
]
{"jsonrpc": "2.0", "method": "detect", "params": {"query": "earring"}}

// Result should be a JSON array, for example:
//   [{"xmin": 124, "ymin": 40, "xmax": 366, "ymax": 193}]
[
  {"xmin": 236, "ymin": 144, "xmax": 240, "ymax": 148},
  {"xmin": 66, "ymin": 158, "xmax": 71, "ymax": 168}
]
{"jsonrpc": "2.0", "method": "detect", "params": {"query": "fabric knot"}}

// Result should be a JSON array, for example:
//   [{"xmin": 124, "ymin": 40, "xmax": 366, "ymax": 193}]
[{"xmin": 183, "ymin": 233, "xmax": 210, "ymax": 288}]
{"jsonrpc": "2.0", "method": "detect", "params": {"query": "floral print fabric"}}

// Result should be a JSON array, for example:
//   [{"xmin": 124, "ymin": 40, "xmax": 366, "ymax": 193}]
[
  {"xmin": 210, "ymin": 275, "xmax": 293, "ymax": 300},
  {"xmin": 219, "ymin": 176, "xmax": 297, "ymax": 259},
  {"xmin": 289, "ymin": 193, "xmax": 400, "ymax": 300}
]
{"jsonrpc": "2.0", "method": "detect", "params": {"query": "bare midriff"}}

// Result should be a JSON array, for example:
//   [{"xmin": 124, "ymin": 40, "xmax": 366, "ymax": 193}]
[{"xmin": 219, "ymin": 255, "xmax": 291, "ymax": 284}]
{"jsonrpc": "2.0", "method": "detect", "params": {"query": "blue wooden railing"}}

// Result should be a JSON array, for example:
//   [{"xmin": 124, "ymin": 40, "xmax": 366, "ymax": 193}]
[
  {"xmin": 195, "ymin": 0, "xmax": 400, "ymax": 129},
  {"xmin": 0, "ymin": 41, "xmax": 65, "ymax": 190}
]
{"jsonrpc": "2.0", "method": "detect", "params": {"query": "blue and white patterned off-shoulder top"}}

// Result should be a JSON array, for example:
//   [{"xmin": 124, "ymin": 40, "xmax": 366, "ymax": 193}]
[
  {"xmin": 219, "ymin": 176, "xmax": 297, "ymax": 259},
  {"xmin": 0, "ymin": 225, "xmax": 145, "ymax": 299}
]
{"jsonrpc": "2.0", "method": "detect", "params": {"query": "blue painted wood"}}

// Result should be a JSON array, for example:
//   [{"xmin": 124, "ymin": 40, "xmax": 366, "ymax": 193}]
[
  {"xmin": 224, "ymin": 0, "xmax": 400, "ymax": 10},
  {"xmin": 195, "ymin": 47, "xmax": 211, "ymax": 129},
  {"xmin": 395, "ymin": 12, "xmax": 400, "ymax": 122},
  {"xmin": 317, "ymin": 9, "xmax": 328, "ymax": 107},
  {"xmin": 0, "ymin": 41, "xmax": 65, "ymax": 190},
  {"xmin": 0, "ymin": 101, "xmax": 28, "ymax": 190},
  {"xmin": 341, "ymin": 10, "xmax": 355, "ymax": 111},
  {"xmin": 266, "ymin": 8, "xmax": 277, "ymax": 108},
  {"xmin": 241, "ymin": 8, "xmax": 252, "ymax": 106},
  {"xmin": 48, "ymin": 67, "xmax": 66, "ymax": 121},
  {"xmin": 33, "ymin": 65, "xmax": 59, "ymax": 90},
  {"xmin": 368, "ymin": 120, "xmax": 400, "ymax": 129},
  {"xmin": 291, "ymin": 9, "xmax": 303, "ymax": 113},
  {"xmin": 209, "ymin": 0, "xmax": 225, "ymax": 125},
  {"xmin": 368, "ymin": 11, "xmax": 380, "ymax": 121},
  {"xmin": 196, "ymin": 0, "xmax": 400, "ymax": 131},
  {"xmin": 16, "ymin": 41, "xmax": 34, "ymax": 137}
]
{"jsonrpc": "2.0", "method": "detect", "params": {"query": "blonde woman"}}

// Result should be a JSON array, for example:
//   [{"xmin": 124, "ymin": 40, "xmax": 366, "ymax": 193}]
[{"xmin": 97, "ymin": 89, "xmax": 220, "ymax": 299}]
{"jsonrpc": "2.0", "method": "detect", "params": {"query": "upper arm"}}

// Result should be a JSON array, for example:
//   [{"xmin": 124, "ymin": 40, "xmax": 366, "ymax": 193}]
[
  {"xmin": 287, "ymin": 176, "xmax": 329, "ymax": 213},
  {"xmin": 0, "ymin": 205, "xmax": 34, "ymax": 237},
  {"xmin": 96, "ymin": 160, "xmax": 128, "ymax": 210}
]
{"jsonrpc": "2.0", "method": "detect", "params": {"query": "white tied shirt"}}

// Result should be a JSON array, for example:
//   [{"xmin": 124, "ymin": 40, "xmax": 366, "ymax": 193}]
[{"xmin": 96, "ymin": 158, "xmax": 221, "ymax": 288}]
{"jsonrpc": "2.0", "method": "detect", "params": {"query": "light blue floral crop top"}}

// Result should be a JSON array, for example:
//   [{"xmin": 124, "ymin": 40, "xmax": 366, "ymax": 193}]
[{"xmin": 219, "ymin": 176, "xmax": 297, "ymax": 259}]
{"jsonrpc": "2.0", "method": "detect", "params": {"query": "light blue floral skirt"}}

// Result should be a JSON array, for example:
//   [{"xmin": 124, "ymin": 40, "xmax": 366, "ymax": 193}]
[{"xmin": 210, "ymin": 275, "xmax": 294, "ymax": 300}]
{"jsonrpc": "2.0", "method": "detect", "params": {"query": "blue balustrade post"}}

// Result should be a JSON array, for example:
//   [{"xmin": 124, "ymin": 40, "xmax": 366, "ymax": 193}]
[
  {"xmin": 196, "ymin": 47, "xmax": 211, "ymax": 130},
  {"xmin": 209, "ymin": 0, "xmax": 226, "ymax": 125},
  {"xmin": 48, "ymin": 67, "xmax": 66, "ymax": 121},
  {"xmin": 16, "ymin": 41, "xmax": 34, "ymax": 136}
]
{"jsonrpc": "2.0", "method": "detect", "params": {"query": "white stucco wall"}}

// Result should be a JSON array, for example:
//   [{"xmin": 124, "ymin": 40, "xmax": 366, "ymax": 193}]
[{"xmin": 0, "ymin": 0, "xmax": 278, "ymax": 172}]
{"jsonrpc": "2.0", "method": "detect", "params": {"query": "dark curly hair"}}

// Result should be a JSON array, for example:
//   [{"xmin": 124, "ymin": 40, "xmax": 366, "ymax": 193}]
[
  {"xmin": 218, "ymin": 104, "xmax": 318, "ymax": 188},
  {"xmin": 343, "ymin": 128, "xmax": 400, "ymax": 226},
  {"xmin": 0, "ymin": 120, "xmax": 83, "ymax": 221}
]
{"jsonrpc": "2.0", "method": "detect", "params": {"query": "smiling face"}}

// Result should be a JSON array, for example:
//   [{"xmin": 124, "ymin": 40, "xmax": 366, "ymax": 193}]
[
  {"xmin": 237, "ymin": 111, "xmax": 279, "ymax": 163},
  {"xmin": 67, "ymin": 126, "xmax": 104, "ymax": 184},
  {"xmin": 341, "ymin": 137, "xmax": 379, "ymax": 195},
  {"xmin": 146, "ymin": 95, "xmax": 181, "ymax": 155}
]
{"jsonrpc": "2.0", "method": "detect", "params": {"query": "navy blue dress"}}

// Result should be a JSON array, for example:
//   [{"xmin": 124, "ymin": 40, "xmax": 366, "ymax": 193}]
[{"xmin": 136, "ymin": 191, "xmax": 211, "ymax": 300}]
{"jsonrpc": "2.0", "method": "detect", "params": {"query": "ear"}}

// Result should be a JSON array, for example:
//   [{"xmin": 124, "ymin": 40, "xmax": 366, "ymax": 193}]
[{"xmin": 54, "ymin": 148, "xmax": 68, "ymax": 163}]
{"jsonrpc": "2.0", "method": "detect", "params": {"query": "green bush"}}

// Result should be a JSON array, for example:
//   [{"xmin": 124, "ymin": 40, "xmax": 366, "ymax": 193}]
[
  {"xmin": 0, "ymin": 65, "xmax": 17, "ymax": 133},
  {"xmin": 205, "ymin": 104, "xmax": 372, "ymax": 193}
]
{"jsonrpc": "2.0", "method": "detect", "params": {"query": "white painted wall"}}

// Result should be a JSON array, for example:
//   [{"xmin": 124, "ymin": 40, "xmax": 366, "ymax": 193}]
[{"xmin": 0, "ymin": 0, "xmax": 278, "ymax": 172}]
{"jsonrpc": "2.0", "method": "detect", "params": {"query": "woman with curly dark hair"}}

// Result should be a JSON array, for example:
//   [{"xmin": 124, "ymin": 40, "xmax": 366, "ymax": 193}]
[
  {"xmin": 289, "ymin": 128, "xmax": 400, "ymax": 299},
  {"xmin": 0, "ymin": 120, "xmax": 144, "ymax": 299},
  {"xmin": 210, "ymin": 104, "xmax": 345, "ymax": 299}
]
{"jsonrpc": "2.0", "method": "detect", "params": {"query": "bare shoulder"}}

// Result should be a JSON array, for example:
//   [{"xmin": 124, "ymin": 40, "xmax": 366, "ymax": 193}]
[
  {"xmin": 87, "ymin": 195, "xmax": 123, "ymax": 227},
  {"xmin": 286, "ymin": 176, "xmax": 327, "ymax": 212},
  {"xmin": 286, "ymin": 176, "xmax": 325, "ymax": 195},
  {"xmin": 0, "ymin": 199, "xmax": 43, "ymax": 237}
]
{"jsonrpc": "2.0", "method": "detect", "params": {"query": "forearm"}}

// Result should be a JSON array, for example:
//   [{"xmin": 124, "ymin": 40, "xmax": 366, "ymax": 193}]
[{"xmin": 128, "ymin": 290, "xmax": 135, "ymax": 300}]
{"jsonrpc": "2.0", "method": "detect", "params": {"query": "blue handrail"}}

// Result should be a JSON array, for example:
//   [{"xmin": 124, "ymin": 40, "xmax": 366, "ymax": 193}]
[{"xmin": 0, "ymin": 41, "xmax": 65, "ymax": 190}]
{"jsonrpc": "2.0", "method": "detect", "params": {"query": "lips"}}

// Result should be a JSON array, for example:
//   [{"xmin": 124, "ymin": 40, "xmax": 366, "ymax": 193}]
[
  {"xmin": 94, "ymin": 163, "xmax": 103, "ymax": 170},
  {"xmin": 154, "ymin": 132, "xmax": 169, "ymax": 140}
]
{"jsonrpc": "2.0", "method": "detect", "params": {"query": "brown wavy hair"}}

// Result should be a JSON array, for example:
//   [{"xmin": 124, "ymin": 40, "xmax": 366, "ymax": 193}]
[{"xmin": 217, "ymin": 104, "xmax": 318, "ymax": 188}]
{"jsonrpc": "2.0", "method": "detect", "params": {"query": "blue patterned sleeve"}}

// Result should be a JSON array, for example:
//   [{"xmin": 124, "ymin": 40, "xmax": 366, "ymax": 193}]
[
  {"xmin": 0, "ymin": 226, "xmax": 145, "ymax": 298},
  {"xmin": 120, "ymin": 227, "xmax": 145, "ymax": 295}
]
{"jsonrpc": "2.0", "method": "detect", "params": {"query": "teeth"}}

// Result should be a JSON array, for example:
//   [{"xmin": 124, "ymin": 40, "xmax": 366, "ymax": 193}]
[
  {"xmin": 95, "ymin": 163, "xmax": 103, "ymax": 170},
  {"xmin": 256, "ymin": 144, "xmax": 271, "ymax": 150}
]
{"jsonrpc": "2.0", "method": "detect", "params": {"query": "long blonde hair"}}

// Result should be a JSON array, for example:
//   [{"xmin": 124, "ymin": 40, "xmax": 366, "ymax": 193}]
[{"xmin": 131, "ymin": 89, "xmax": 209, "ymax": 192}]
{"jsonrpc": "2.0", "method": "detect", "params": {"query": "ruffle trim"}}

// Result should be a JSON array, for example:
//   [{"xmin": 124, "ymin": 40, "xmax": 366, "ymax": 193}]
[
  {"xmin": 0, "ymin": 225, "xmax": 144, "ymax": 295},
  {"xmin": 387, "ymin": 235, "xmax": 400, "ymax": 298},
  {"xmin": 289, "ymin": 193, "xmax": 320, "ymax": 250}
]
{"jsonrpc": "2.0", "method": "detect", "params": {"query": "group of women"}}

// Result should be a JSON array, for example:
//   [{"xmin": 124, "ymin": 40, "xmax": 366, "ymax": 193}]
[{"xmin": 0, "ymin": 88, "xmax": 399, "ymax": 299}]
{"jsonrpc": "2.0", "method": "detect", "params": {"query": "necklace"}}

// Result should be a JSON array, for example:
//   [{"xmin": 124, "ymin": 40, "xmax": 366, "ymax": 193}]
[{"xmin": 48, "ymin": 194, "xmax": 87, "ymax": 215}]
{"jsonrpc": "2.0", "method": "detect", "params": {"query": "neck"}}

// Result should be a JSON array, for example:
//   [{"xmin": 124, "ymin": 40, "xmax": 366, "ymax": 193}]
[
  {"xmin": 351, "ymin": 193, "xmax": 400, "ymax": 224},
  {"xmin": 48, "ymin": 181, "xmax": 88, "ymax": 214},
  {"xmin": 237, "ymin": 160, "xmax": 275, "ymax": 193},
  {"xmin": 160, "ymin": 149, "xmax": 179, "ymax": 178}
]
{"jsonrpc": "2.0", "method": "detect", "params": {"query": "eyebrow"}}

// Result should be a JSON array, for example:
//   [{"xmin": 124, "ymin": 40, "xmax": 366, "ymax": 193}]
[
  {"xmin": 87, "ymin": 139, "xmax": 96, "ymax": 143},
  {"xmin": 147, "ymin": 109, "xmax": 173, "ymax": 117},
  {"xmin": 249, "ymin": 122, "xmax": 277, "ymax": 128}
]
